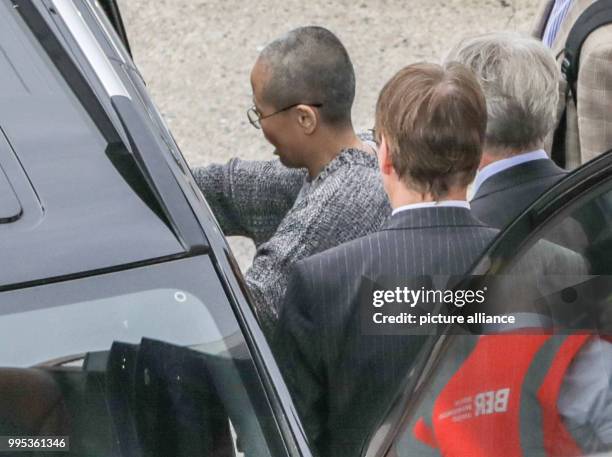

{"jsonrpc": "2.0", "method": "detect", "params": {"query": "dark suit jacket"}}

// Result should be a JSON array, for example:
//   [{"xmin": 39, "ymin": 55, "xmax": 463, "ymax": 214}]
[
  {"xmin": 274, "ymin": 207, "xmax": 498, "ymax": 457},
  {"xmin": 471, "ymin": 159, "xmax": 567, "ymax": 229}
]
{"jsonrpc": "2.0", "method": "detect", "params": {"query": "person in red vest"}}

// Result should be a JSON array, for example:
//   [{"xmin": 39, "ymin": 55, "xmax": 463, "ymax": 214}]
[
  {"xmin": 398, "ymin": 266, "xmax": 611, "ymax": 456},
  {"xmin": 406, "ymin": 331, "xmax": 612, "ymax": 456}
]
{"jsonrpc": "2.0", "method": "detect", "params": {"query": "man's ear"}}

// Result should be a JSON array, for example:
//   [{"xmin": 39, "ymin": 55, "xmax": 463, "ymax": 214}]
[
  {"xmin": 295, "ymin": 105, "xmax": 318, "ymax": 135},
  {"xmin": 379, "ymin": 136, "xmax": 394, "ymax": 176}
]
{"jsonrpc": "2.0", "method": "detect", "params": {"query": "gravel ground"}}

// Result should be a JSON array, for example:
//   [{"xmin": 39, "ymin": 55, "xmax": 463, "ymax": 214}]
[{"xmin": 119, "ymin": 0, "xmax": 539, "ymax": 271}]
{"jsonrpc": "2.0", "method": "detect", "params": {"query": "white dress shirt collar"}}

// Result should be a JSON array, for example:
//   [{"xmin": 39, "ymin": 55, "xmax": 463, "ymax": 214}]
[
  {"xmin": 472, "ymin": 149, "xmax": 549, "ymax": 197},
  {"xmin": 392, "ymin": 200, "xmax": 470, "ymax": 216}
]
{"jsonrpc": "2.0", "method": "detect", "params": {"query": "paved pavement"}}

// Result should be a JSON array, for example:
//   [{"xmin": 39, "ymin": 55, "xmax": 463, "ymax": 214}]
[{"xmin": 119, "ymin": 0, "xmax": 539, "ymax": 270}]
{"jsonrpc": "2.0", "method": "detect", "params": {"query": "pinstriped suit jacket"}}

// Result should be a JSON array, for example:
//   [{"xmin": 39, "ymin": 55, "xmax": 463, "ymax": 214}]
[
  {"xmin": 533, "ymin": 0, "xmax": 612, "ymax": 168},
  {"xmin": 274, "ymin": 207, "xmax": 498, "ymax": 457}
]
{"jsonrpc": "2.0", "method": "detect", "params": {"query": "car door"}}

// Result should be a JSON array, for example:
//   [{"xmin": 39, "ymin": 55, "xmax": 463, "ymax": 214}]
[{"xmin": 365, "ymin": 151, "xmax": 612, "ymax": 457}]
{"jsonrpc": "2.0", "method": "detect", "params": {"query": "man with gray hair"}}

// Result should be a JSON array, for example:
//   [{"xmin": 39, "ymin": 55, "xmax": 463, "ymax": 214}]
[
  {"xmin": 192, "ymin": 26, "xmax": 389, "ymax": 335},
  {"xmin": 446, "ymin": 32, "xmax": 567, "ymax": 229}
]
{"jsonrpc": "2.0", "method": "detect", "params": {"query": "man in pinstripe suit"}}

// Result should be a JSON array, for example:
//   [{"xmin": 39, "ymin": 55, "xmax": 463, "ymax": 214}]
[{"xmin": 274, "ymin": 63, "xmax": 498, "ymax": 457}]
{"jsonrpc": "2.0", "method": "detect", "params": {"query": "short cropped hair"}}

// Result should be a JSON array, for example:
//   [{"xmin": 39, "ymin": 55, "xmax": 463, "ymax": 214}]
[
  {"xmin": 375, "ymin": 62, "xmax": 487, "ymax": 198},
  {"xmin": 445, "ymin": 32, "xmax": 559, "ymax": 154},
  {"xmin": 258, "ymin": 26, "xmax": 355, "ymax": 126}
]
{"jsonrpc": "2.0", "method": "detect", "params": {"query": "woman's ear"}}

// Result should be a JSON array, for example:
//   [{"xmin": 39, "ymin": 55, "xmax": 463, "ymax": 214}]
[
  {"xmin": 295, "ymin": 105, "xmax": 318, "ymax": 135},
  {"xmin": 379, "ymin": 135, "xmax": 394, "ymax": 176}
]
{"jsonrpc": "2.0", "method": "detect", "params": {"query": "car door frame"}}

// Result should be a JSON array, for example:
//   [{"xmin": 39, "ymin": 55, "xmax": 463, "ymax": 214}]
[{"xmin": 97, "ymin": 0, "xmax": 131, "ymax": 56}]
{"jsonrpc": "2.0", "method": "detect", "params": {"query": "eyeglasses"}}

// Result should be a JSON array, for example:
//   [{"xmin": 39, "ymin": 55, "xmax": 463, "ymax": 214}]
[{"xmin": 247, "ymin": 102, "xmax": 323, "ymax": 129}]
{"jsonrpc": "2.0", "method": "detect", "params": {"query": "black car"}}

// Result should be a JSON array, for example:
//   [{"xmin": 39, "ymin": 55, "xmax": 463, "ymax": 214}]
[{"xmin": 0, "ymin": 1, "xmax": 311, "ymax": 456}]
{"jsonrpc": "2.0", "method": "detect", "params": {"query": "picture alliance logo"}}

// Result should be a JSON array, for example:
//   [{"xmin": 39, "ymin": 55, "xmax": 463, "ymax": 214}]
[{"xmin": 372, "ymin": 286, "xmax": 488, "ymax": 308}]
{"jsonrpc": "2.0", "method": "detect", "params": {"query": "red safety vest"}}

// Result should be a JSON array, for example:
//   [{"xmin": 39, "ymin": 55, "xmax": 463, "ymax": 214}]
[{"xmin": 412, "ymin": 334, "xmax": 592, "ymax": 457}]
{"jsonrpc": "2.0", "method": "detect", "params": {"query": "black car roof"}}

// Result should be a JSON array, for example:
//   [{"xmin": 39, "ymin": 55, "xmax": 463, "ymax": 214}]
[{"xmin": 0, "ymin": 2, "xmax": 185, "ymax": 288}]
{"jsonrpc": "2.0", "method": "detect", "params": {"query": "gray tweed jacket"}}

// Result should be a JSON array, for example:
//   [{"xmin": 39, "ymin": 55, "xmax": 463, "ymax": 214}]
[{"xmin": 192, "ymin": 148, "xmax": 391, "ymax": 334}]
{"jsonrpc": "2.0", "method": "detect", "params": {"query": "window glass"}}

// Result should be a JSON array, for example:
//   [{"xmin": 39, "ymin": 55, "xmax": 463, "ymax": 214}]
[{"xmin": 0, "ymin": 256, "xmax": 284, "ymax": 456}]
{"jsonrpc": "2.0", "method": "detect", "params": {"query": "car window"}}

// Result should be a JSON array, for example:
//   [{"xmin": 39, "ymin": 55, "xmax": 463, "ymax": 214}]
[
  {"xmin": 382, "ymin": 179, "xmax": 612, "ymax": 457},
  {"xmin": 0, "ymin": 256, "xmax": 285, "ymax": 457}
]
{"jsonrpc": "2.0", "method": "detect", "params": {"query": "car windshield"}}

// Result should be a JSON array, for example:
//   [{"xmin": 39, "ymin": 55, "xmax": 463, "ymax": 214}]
[{"xmin": 0, "ymin": 256, "xmax": 284, "ymax": 456}]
